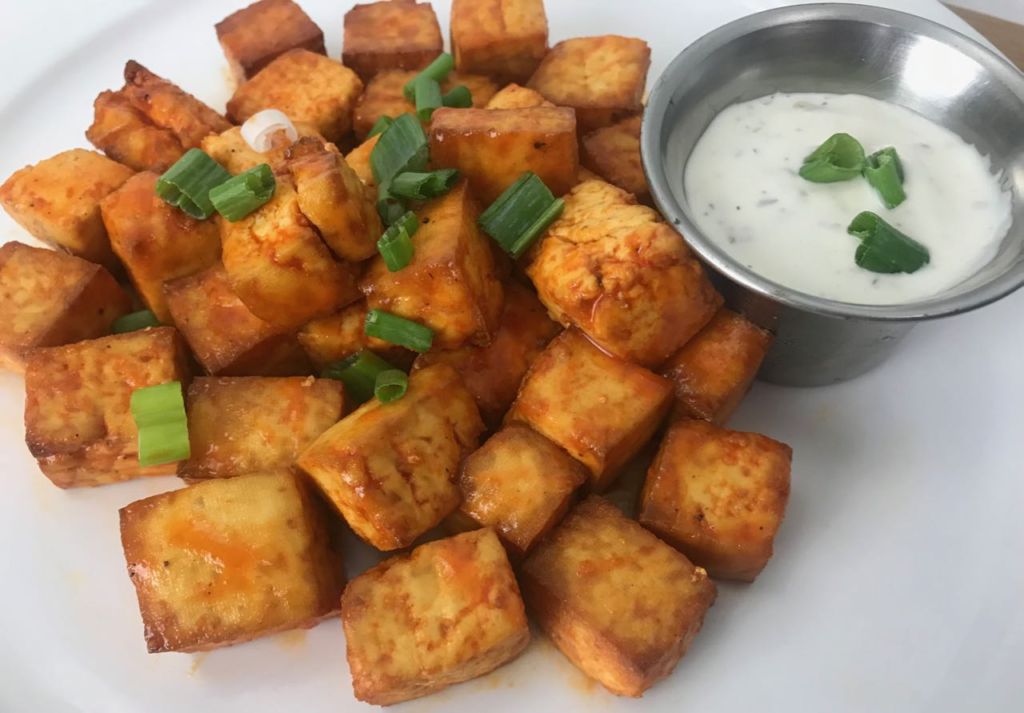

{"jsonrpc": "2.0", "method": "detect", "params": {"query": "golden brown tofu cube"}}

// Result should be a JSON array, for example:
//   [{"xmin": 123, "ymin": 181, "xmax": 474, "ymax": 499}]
[
  {"xmin": 221, "ymin": 181, "xmax": 361, "ymax": 330},
  {"xmin": 0, "ymin": 149, "xmax": 132, "ymax": 270},
  {"xmin": 413, "ymin": 281, "xmax": 560, "ymax": 428},
  {"xmin": 528, "ymin": 36, "xmax": 650, "ymax": 133},
  {"xmin": 0, "ymin": 242, "xmax": 131, "ymax": 372},
  {"xmin": 101, "ymin": 172, "xmax": 221, "ymax": 322},
  {"xmin": 639, "ymin": 419, "xmax": 791, "ymax": 582},
  {"xmin": 344, "ymin": 134, "xmax": 380, "ymax": 190},
  {"xmin": 119, "ymin": 470, "xmax": 344, "ymax": 653},
  {"xmin": 297, "ymin": 364, "xmax": 484, "ymax": 551},
  {"xmin": 352, "ymin": 69, "xmax": 498, "ymax": 140},
  {"xmin": 342, "ymin": 0, "xmax": 443, "ymax": 81},
  {"xmin": 484, "ymin": 83, "xmax": 553, "ymax": 110},
  {"xmin": 454, "ymin": 424, "xmax": 586, "ymax": 559},
  {"xmin": 24, "ymin": 327, "xmax": 190, "ymax": 488},
  {"xmin": 581, "ymin": 115, "xmax": 649, "ymax": 203},
  {"xmin": 179, "ymin": 376, "xmax": 344, "ymax": 481},
  {"xmin": 201, "ymin": 121, "xmax": 328, "ymax": 175},
  {"xmin": 286, "ymin": 136, "xmax": 381, "ymax": 261},
  {"xmin": 451, "ymin": 0, "xmax": 548, "ymax": 83},
  {"xmin": 341, "ymin": 528, "xmax": 529, "ymax": 704},
  {"xmin": 164, "ymin": 265, "xmax": 312, "ymax": 376},
  {"xmin": 521, "ymin": 496, "xmax": 716, "ymax": 696},
  {"xmin": 506, "ymin": 329, "xmax": 671, "ymax": 491},
  {"xmin": 360, "ymin": 181, "xmax": 503, "ymax": 349},
  {"xmin": 429, "ymin": 106, "xmax": 578, "ymax": 205},
  {"xmin": 527, "ymin": 180, "xmax": 722, "ymax": 367},
  {"xmin": 227, "ymin": 50, "xmax": 363, "ymax": 144},
  {"xmin": 216, "ymin": 0, "xmax": 326, "ymax": 83},
  {"xmin": 661, "ymin": 309, "xmax": 773, "ymax": 425},
  {"xmin": 297, "ymin": 300, "xmax": 415, "ymax": 370}
]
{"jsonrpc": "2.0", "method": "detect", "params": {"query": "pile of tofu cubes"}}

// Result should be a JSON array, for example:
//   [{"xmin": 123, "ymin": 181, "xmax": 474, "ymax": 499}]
[{"xmin": 0, "ymin": 0, "xmax": 792, "ymax": 705}]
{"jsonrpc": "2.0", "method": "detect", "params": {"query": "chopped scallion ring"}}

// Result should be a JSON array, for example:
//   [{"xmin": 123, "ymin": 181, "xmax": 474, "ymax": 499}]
[
  {"xmin": 413, "ymin": 78, "xmax": 443, "ymax": 122},
  {"xmin": 377, "ymin": 210, "xmax": 419, "ymax": 271},
  {"xmin": 441, "ymin": 85, "xmax": 472, "ymax": 108},
  {"xmin": 130, "ymin": 381, "xmax": 190, "ymax": 467},
  {"xmin": 374, "ymin": 369, "xmax": 409, "ymax": 403},
  {"xmin": 367, "ymin": 115, "xmax": 394, "ymax": 139},
  {"xmin": 112, "ymin": 310, "xmax": 160, "ymax": 334},
  {"xmin": 364, "ymin": 309, "xmax": 434, "ymax": 352},
  {"xmin": 370, "ymin": 113, "xmax": 429, "ymax": 187},
  {"xmin": 478, "ymin": 172, "xmax": 564, "ymax": 258},
  {"xmin": 209, "ymin": 164, "xmax": 276, "ymax": 221},
  {"xmin": 864, "ymin": 147, "xmax": 906, "ymax": 208},
  {"xmin": 403, "ymin": 53, "xmax": 454, "ymax": 101},
  {"xmin": 376, "ymin": 182, "xmax": 407, "ymax": 225},
  {"xmin": 799, "ymin": 133, "xmax": 866, "ymax": 183},
  {"xmin": 390, "ymin": 169, "xmax": 459, "ymax": 201},
  {"xmin": 239, "ymin": 109, "xmax": 297, "ymax": 152},
  {"xmin": 847, "ymin": 211, "xmax": 930, "ymax": 274},
  {"xmin": 155, "ymin": 148, "xmax": 231, "ymax": 219},
  {"xmin": 322, "ymin": 350, "xmax": 398, "ymax": 405}
]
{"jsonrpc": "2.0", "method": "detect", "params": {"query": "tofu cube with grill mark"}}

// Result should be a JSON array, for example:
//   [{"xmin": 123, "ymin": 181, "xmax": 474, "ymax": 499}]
[
  {"xmin": 451, "ymin": 0, "xmax": 548, "ymax": 83},
  {"xmin": 342, "ymin": 0, "xmax": 443, "ymax": 81},
  {"xmin": 521, "ymin": 496, "xmax": 716, "ymax": 697},
  {"xmin": 216, "ymin": 0, "xmax": 326, "ymax": 83}
]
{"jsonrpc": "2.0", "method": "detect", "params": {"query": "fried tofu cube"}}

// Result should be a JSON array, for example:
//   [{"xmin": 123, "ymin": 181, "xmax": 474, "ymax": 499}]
[
  {"xmin": 216, "ymin": 0, "xmax": 326, "ymax": 83},
  {"xmin": 297, "ymin": 364, "xmax": 484, "ymax": 551},
  {"xmin": 521, "ymin": 496, "xmax": 715, "ymax": 696},
  {"xmin": 87, "ymin": 61, "xmax": 230, "ymax": 172},
  {"xmin": 227, "ymin": 50, "xmax": 363, "ymax": 144},
  {"xmin": 221, "ymin": 181, "xmax": 361, "ymax": 330},
  {"xmin": 352, "ymin": 69, "xmax": 498, "ymax": 140},
  {"xmin": 179, "ymin": 376, "xmax": 343, "ymax": 481},
  {"xmin": 344, "ymin": 134, "xmax": 380, "ymax": 190},
  {"xmin": 413, "ymin": 281, "xmax": 560, "ymax": 428},
  {"xmin": 341, "ymin": 528, "xmax": 529, "ymax": 704},
  {"xmin": 661, "ymin": 309, "xmax": 773, "ymax": 425},
  {"xmin": 342, "ymin": 0, "xmax": 443, "ymax": 81},
  {"xmin": 527, "ymin": 180, "xmax": 722, "ymax": 367},
  {"xmin": 581, "ymin": 115, "xmax": 649, "ymax": 203},
  {"xmin": 201, "ymin": 121, "xmax": 328, "ymax": 175},
  {"xmin": 119, "ymin": 470, "xmax": 344, "ymax": 653},
  {"xmin": 429, "ymin": 106, "xmax": 578, "ymax": 204},
  {"xmin": 360, "ymin": 181, "xmax": 503, "ymax": 349},
  {"xmin": 286, "ymin": 136, "xmax": 381, "ymax": 262},
  {"xmin": 0, "ymin": 149, "xmax": 132, "ymax": 270},
  {"xmin": 485, "ymin": 83, "xmax": 553, "ymax": 110},
  {"xmin": 453, "ymin": 424, "xmax": 586, "ymax": 558},
  {"xmin": 639, "ymin": 419, "xmax": 791, "ymax": 582},
  {"xmin": 0, "ymin": 242, "xmax": 131, "ymax": 372},
  {"xmin": 297, "ymin": 300, "xmax": 415, "ymax": 370},
  {"xmin": 451, "ymin": 0, "xmax": 548, "ymax": 83},
  {"xmin": 101, "ymin": 172, "xmax": 221, "ymax": 321},
  {"xmin": 24, "ymin": 327, "xmax": 190, "ymax": 488},
  {"xmin": 528, "ymin": 36, "xmax": 650, "ymax": 133},
  {"xmin": 506, "ymin": 330, "xmax": 671, "ymax": 491},
  {"xmin": 164, "ymin": 265, "xmax": 311, "ymax": 376}
]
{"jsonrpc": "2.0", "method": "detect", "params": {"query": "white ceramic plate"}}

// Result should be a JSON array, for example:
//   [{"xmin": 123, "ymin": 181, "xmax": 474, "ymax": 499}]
[{"xmin": 1, "ymin": 1, "xmax": 1022, "ymax": 711}]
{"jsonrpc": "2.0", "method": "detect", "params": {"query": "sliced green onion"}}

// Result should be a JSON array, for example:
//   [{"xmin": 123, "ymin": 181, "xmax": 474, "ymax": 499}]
[
  {"xmin": 367, "ymin": 115, "xmax": 394, "ymax": 139},
  {"xmin": 364, "ymin": 309, "xmax": 433, "ymax": 352},
  {"xmin": 413, "ymin": 78, "xmax": 443, "ymax": 122},
  {"xmin": 376, "ymin": 182, "xmax": 407, "ymax": 225},
  {"xmin": 112, "ymin": 310, "xmax": 160, "ymax": 334},
  {"xmin": 442, "ymin": 85, "xmax": 473, "ymax": 108},
  {"xmin": 209, "ymin": 164, "xmax": 276, "ymax": 221},
  {"xmin": 799, "ymin": 133, "xmax": 866, "ymax": 183},
  {"xmin": 478, "ymin": 172, "xmax": 565, "ymax": 258},
  {"xmin": 155, "ymin": 148, "xmax": 231, "ymax": 219},
  {"xmin": 322, "ymin": 350, "xmax": 397, "ymax": 405},
  {"xmin": 374, "ymin": 369, "xmax": 409, "ymax": 403},
  {"xmin": 863, "ymin": 147, "xmax": 906, "ymax": 209},
  {"xmin": 130, "ymin": 381, "xmax": 190, "ymax": 467},
  {"xmin": 403, "ymin": 53, "xmax": 454, "ymax": 101},
  {"xmin": 377, "ymin": 210, "xmax": 419, "ymax": 271},
  {"xmin": 390, "ymin": 169, "xmax": 460, "ymax": 201},
  {"xmin": 847, "ymin": 211, "xmax": 930, "ymax": 274},
  {"xmin": 370, "ymin": 113, "xmax": 429, "ymax": 187}
]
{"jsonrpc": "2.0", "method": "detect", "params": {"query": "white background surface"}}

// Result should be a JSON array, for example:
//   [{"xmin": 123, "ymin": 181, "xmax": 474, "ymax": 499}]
[{"xmin": 0, "ymin": 1, "xmax": 1022, "ymax": 712}]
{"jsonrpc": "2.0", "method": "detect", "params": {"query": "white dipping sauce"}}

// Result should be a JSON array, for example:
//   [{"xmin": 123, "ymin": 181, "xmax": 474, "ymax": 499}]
[{"xmin": 684, "ymin": 93, "xmax": 1013, "ymax": 304}]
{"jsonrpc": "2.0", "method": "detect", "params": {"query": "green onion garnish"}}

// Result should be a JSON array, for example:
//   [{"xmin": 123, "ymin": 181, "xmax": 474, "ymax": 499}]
[
  {"xmin": 209, "ymin": 164, "xmax": 276, "ymax": 221},
  {"xmin": 403, "ymin": 53, "xmax": 454, "ymax": 101},
  {"xmin": 370, "ymin": 113, "xmax": 429, "ymax": 187},
  {"xmin": 863, "ymin": 147, "xmax": 906, "ymax": 209},
  {"xmin": 847, "ymin": 211, "xmax": 930, "ymax": 274},
  {"xmin": 442, "ymin": 85, "xmax": 472, "ymax": 108},
  {"xmin": 478, "ymin": 172, "xmax": 565, "ymax": 258},
  {"xmin": 155, "ymin": 148, "xmax": 231, "ymax": 219},
  {"xmin": 130, "ymin": 381, "xmax": 190, "ymax": 467},
  {"xmin": 367, "ymin": 115, "xmax": 394, "ymax": 139},
  {"xmin": 364, "ymin": 309, "xmax": 433, "ymax": 352},
  {"xmin": 390, "ymin": 169, "xmax": 460, "ymax": 201},
  {"xmin": 413, "ymin": 78, "xmax": 443, "ymax": 122},
  {"xmin": 374, "ymin": 369, "xmax": 409, "ymax": 403},
  {"xmin": 376, "ymin": 183, "xmax": 407, "ymax": 225},
  {"xmin": 799, "ymin": 133, "xmax": 866, "ymax": 183},
  {"xmin": 377, "ymin": 210, "xmax": 419, "ymax": 272},
  {"xmin": 112, "ymin": 310, "xmax": 160, "ymax": 334},
  {"xmin": 322, "ymin": 350, "xmax": 398, "ymax": 405}
]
